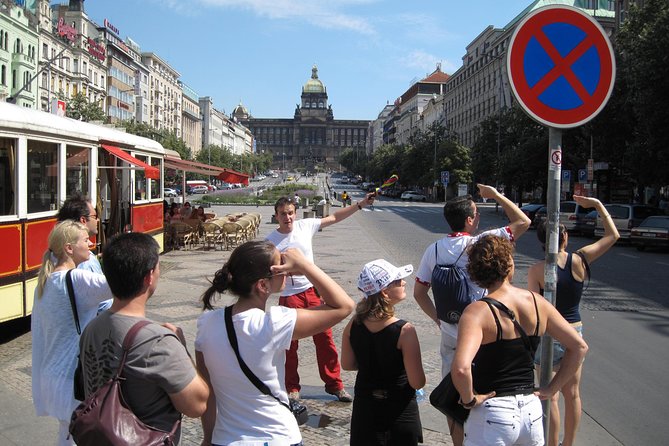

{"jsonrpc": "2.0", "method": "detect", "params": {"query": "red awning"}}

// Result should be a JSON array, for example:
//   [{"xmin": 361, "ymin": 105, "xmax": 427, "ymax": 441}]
[
  {"xmin": 164, "ymin": 155, "xmax": 225, "ymax": 176},
  {"xmin": 101, "ymin": 144, "xmax": 160, "ymax": 180},
  {"xmin": 217, "ymin": 169, "xmax": 250, "ymax": 186}
]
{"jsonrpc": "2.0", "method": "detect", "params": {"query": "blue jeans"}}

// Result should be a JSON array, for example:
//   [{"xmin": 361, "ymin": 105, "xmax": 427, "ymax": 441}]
[{"xmin": 534, "ymin": 322, "xmax": 583, "ymax": 368}]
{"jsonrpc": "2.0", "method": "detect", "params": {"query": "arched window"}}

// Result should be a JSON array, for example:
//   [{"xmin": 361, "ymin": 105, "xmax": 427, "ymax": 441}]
[
  {"xmin": 318, "ymin": 101, "xmax": 324, "ymax": 108},
  {"xmin": 14, "ymin": 38, "xmax": 22, "ymax": 54},
  {"xmin": 311, "ymin": 102, "xmax": 316, "ymax": 108}
]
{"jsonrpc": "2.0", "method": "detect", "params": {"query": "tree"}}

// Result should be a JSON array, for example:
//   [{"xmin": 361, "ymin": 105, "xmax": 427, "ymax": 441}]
[
  {"xmin": 161, "ymin": 131, "xmax": 192, "ymax": 161},
  {"xmin": 64, "ymin": 92, "xmax": 106, "ymax": 122}
]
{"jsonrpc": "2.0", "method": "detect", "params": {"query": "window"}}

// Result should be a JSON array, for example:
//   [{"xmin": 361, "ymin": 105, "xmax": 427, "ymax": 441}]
[
  {"xmin": 1, "ymin": 65, "xmax": 5, "ymax": 86},
  {"xmin": 27, "ymin": 140, "xmax": 58, "ymax": 213},
  {"xmin": 65, "ymin": 146, "xmax": 89, "ymax": 197},
  {"xmin": 0, "ymin": 138, "xmax": 17, "ymax": 216},
  {"xmin": 42, "ymin": 43, "xmax": 48, "ymax": 58},
  {"xmin": 134, "ymin": 154, "xmax": 147, "ymax": 201},
  {"xmin": 150, "ymin": 157, "xmax": 161, "ymax": 199}
]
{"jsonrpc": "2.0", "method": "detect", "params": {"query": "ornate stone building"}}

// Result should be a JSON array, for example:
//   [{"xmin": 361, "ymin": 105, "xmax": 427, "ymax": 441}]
[{"xmin": 233, "ymin": 65, "xmax": 370, "ymax": 170}]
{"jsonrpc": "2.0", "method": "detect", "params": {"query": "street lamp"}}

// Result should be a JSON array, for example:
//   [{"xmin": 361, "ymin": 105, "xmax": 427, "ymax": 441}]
[{"xmin": 282, "ymin": 152, "xmax": 286, "ymax": 171}]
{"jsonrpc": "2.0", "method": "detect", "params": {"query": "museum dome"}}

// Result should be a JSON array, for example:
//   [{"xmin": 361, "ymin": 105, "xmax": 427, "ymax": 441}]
[
  {"xmin": 232, "ymin": 100, "xmax": 249, "ymax": 119},
  {"xmin": 303, "ymin": 64, "xmax": 325, "ymax": 93}
]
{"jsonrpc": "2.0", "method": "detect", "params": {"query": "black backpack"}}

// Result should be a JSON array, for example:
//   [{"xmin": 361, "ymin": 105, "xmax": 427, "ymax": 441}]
[{"xmin": 431, "ymin": 242, "xmax": 472, "ymax": 324}]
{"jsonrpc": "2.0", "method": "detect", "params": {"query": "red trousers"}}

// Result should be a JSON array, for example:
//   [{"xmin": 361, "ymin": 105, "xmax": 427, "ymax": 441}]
[{"xmin": 279, "ymin": 287, "xmax": 344, "ymax": 393}]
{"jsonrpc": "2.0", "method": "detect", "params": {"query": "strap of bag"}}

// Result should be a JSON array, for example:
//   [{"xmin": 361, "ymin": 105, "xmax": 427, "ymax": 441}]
[
  {"xmin": 224, "ymin": 306, "xmax": 291, "ymax": 411},
  {"xmin": 480, "ymin": 297, "xmax": 532, "ymax": 352},
  {"xmin": 115, "ymin": 320, "xmax": 153, "ymax": 379},
  {"xmin": 65, "ymin": 269, "xmax": 81, "ymax": 335},
  {"xmin": 435, "ymin": 241, "xmax": 467, "ymax": 266}
]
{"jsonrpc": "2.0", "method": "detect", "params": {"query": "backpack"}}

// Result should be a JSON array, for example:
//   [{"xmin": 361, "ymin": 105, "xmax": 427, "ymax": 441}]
[{"xmin": 431, "ymin": 242, "xmax": 472, "ymax": 324}]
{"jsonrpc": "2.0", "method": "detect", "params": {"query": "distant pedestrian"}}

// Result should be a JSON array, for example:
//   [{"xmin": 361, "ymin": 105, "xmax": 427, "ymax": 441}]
[
  {"xmin": 31, "ymin": 221, "xmax": 112, "ymax": 446},
  {"xmin": 195, "ymin": 241, "xmax": 354, "ymax": 445},
  {"xmin": 266, "ymin": 194, "xmax": 375, "ymax": 403},
  {"xmin": 342, "ymin": 259, "xmax": 425, "ymax": 445},
  {"xmin": 294, "ymin": 193, "xmax": 301, "ymax": 207},
  {"xmin": 527, "ymin": 196, "xmax": 619, "ymax": 446},
  {"xmin": 341, "ymin": 191, "xmax": 349, "ymax": 207}
]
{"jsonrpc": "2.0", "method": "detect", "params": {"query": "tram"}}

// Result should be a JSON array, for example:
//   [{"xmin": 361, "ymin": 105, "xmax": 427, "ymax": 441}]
[{"xmin": 0, "ymin": 102, "xmax": 168, "ymax": 323}]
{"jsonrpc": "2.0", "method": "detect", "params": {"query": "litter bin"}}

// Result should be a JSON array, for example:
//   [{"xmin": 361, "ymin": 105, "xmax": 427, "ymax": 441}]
[{"xmin": 316, "ymin": 203, "xmax": 331, "ymax": 217}]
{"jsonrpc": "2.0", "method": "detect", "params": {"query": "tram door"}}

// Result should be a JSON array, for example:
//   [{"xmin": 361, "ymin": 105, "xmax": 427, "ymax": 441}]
[{"xmin": 98, "ymin": 150, "xmax": 132, "ymax": 246}]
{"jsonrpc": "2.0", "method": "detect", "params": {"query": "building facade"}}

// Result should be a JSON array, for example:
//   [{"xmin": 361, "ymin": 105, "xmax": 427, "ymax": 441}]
[
  {"xmin": 99, "ymin": 18, "xmax": 134, "ymax": 123},
  {"xmin": 141, "ymin": 52, "xmax": 181, "ymax": 137},
  {"xmin": 179, "ymin": 81, "xmax": 202, "ymax": 155},
  {"xmin": 1, "ymin": 2, "xmax": 38, "ymax": 108},
  {"xmin": 233, "ymin": 65, "xmax": 370, "ymax": 170}
]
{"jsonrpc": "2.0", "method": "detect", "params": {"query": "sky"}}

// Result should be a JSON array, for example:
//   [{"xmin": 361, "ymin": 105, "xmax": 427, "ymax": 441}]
[{"xmin": 81, "ymin": 0, "xmax": 535, "ymax": 121}]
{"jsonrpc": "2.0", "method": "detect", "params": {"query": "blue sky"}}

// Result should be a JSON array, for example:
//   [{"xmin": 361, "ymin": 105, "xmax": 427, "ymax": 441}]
[{"xmin": 82, "ymin": 0, "xmax": 533, "ymax": 120}]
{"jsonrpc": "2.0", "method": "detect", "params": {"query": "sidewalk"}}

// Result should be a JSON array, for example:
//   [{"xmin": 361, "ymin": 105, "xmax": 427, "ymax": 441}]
[{"xmin": 0, "ymin": 202, "xmax": 622, "ymax": 445}]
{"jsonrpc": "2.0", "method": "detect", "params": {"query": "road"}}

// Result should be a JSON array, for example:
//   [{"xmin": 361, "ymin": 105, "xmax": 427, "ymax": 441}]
[{"xmin": 336, "ymin": 183, "xmax": 668, "ymax": 446}]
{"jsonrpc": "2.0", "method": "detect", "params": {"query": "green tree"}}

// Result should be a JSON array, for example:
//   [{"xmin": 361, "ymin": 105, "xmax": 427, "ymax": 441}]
[
  {"xmin": 161, "ymin": 131, "xmax": 191, "ymax": 161},
  {"xmin": 64, "ymin": 92, "xmax": 106, "ymax": 122}
]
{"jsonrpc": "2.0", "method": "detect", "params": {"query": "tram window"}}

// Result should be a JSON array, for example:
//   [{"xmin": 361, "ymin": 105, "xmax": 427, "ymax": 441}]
[
  {"xmin": 134, "ymin": 154, "xmax": 147, "ymax": 201},
  {"xmin": 149, "ymin": 156, "xmax": 161, "ymax": 199},
  {"xmin": 0, "ymin": 138, "xmax": 16, "ymax": 216},
  {"xmin": 66, "ymin": 146, "xmax": 89, "ymax": 198},
  {"xmin": 27, "ymin": 140, "xmax": 58, "ymax": 213}
]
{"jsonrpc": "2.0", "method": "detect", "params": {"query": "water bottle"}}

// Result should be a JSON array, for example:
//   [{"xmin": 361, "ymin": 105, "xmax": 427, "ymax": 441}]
[{"xmin": 415, "ymin": 388, "xmax": 426, "ymax": 403}]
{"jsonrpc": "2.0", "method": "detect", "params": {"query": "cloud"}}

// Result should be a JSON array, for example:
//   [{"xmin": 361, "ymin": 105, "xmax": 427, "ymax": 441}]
[{"xmin": 195, "ymin": 0, "xmax": 376, "ymax": 35}]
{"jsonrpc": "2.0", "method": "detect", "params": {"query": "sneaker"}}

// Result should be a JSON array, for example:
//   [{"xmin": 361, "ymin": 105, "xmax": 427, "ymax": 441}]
[
  {"xmin": 327, "ymin": 388, "xmax": 353, "ymax": 403},
  {"xmin": 288, "ymin": 391, "xmax": 300, "ymax": 400}
]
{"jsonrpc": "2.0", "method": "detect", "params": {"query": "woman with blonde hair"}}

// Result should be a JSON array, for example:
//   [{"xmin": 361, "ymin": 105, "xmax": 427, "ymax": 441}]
[
  {"xmin": 31, "ymin": 220, "xmax": 112, "ymax": 446},
  {"xmin": 452, "ymin": 235, "xmax": 588, "ymax": 446},
  {"xmin": 341, "ymin": 259, "xmax": 425, "ymax": 445}
]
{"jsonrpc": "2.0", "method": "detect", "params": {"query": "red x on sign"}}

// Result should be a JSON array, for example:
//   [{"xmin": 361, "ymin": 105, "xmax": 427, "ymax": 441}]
[{"xmin": 507, "ymin": 5, "xmax": 615, "ymax": 128}]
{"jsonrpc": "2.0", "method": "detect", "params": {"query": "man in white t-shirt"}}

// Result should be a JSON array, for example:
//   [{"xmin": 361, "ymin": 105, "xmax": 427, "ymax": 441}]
[
  {"xmin": 266, "ymin": 193, "xmax": 374, "ymax": 402},
  {"xmin": 413, "ymin": 184, "xmax": 530, "ymax": 446}
]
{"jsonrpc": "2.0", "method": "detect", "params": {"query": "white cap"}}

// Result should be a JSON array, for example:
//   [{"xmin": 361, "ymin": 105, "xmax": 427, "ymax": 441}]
[{"xmin": 357, "ymin": 259, "xmax": 413, "ymax": 297}]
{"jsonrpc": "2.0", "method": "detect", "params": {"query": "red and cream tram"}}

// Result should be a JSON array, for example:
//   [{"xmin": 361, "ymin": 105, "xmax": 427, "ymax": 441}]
[{"xmin": 0, "ymin": 102, "xmax": 168, "ymax": 323}]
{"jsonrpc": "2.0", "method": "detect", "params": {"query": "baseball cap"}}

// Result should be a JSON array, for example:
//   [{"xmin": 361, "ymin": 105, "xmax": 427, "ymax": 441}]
[{"xmin": 358, "ymin": 259, "xmax": 413, "ymax": 297}]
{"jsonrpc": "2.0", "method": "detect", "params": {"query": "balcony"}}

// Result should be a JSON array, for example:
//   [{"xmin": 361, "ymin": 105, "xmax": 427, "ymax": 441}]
[{"xmin": 12, "ymin": 53, "xmax": 36, "ymax": 69}]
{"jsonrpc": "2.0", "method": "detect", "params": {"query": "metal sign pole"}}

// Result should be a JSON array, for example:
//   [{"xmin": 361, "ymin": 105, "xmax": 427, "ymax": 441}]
[{"xmin": 540, "ymin": 126, "xmax": 561, "ymax": 434}]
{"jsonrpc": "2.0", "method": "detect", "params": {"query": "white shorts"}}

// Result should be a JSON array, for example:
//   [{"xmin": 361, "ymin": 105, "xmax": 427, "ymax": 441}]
[
  {"xmin": 440, "ymin": 322, "xmax": 458, "ymax": 378},
  {"xmin": 464, "ymin": 394, "xmax": 543, "ymax": 446}
]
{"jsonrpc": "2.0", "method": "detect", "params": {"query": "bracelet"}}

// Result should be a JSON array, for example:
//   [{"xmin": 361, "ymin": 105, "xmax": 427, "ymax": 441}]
[
  {"xmin": 357, "ymin": 202, "xmax": 362, "ymax": 210},
  {"xmin": 459, "ymin": 396, "xmax": 477, "ymax": 409}
]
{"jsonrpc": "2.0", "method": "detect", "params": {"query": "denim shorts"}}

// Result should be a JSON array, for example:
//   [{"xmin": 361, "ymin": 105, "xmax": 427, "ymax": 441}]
[
  {"xmin": 464, "ymin": 394, "xmax": 543, "ymax": 446},
  {"xmin": 534, "ymin": 322, "xmax": 583, "ymax": 368}
]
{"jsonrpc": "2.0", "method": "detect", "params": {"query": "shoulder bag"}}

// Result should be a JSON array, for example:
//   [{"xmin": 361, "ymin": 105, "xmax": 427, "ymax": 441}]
[
  {"xmin": 69, "ymin": 320, "xmax": 181, "ymax": 446},
  {"xmin": 65, "ymin": 269, "xmax": 86, "ymax": 401},
  {"xmin": 224, "ymin": 306, "xmax": 309, "ymax": 425},
  {"xmin": 429, "ymin": 297, "xmax": 534, "ymax": 426}
]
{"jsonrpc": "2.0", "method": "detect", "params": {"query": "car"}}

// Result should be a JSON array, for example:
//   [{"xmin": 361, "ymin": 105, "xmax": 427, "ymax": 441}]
[
  {"xmin": 520, "ymin": 203, "xmax": 545, "ymax": 228},
  {"xmin": 401, "ymin": 191, "xmax": 427, "ymax": 202},
  {"xmin": 532, "ymin": 202, "xmax": 591, "ymax": 235},
  {"xmin": 286, "ymin": 176, "xmax": 294, "ymax": 181},
  {"xmin": 630, "ymin": 216, "xmax": 669, "ymax": 251},
  {"xmin": 271, "ymin": 173, "xmax": 279, "ymax": 178},
  {"xmin": 164, "ymin": 188, "xmax": 178, "ymax": 197},
  {"xmin": 189, "ymin": 185, "xmax": 208, "ymax": 194},
  {"xmin": 581, "ymin": 210, "xmax": 598, "ymax": 237},
  {"xmin": 594, "ymin": 204, "xmax": 660, "ymax": 240}
]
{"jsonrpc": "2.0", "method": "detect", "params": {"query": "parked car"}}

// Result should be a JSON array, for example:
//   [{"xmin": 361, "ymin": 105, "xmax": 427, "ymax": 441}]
[
  {"xmin": 581, "ymin": 210, "xmax": 598, "ymax": 237},
  {"xmin": 531, "ymin": 202, "xmax": 591, "ymax": 235},
  {"xmin": 520, "ymin": 203, "xmax": 545, "ymax": 228},
  {"xmin": 189, "ymin": 185, "xmax": 208, "ymax": 194},
  {"xmin": 286, "ymin": 176, "xmax": 294, "ymax": 181},
  {"xmin": 401, "ymin": 191, "xmax": 427, "ymax": 202},
  {"xmin": 164, "ymin": 188, "xmax": 178, "ymax": 197},
  {"xmin": 594, "ymin": 204, "xmax": 660, "ymax": 240},
  {"xmin": 630, "ymin": 216, "xmax": 669, "ymax": 251},
  {"xmin": 272, "ymin": 172, "xmax": 279, "ymax": 178}
]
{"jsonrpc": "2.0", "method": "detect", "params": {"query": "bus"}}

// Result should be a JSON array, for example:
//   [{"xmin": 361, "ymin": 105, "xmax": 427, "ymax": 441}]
[{"xmin": 0, "ymin": 102, "xmax": 168, "ymax": 323}]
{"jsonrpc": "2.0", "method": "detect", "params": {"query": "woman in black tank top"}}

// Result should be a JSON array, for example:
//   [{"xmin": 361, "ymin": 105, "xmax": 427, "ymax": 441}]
[
  {"xmin": 527, "ymin": 196, "xmax": 619, "ymax": 446},
  {"xmin": 451, "ymin": 236, "xmax": 588, "ymax": 446},
  {"xmin": 341, "ymin": 259, "xmax": 425, "ymax": 445}
]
